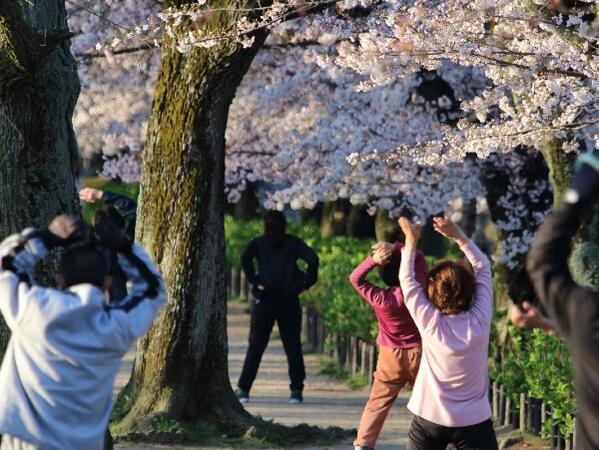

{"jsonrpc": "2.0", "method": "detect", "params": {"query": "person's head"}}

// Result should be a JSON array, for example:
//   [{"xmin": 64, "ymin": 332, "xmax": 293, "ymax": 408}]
[
  {"xmin": 426, "ymin": 260, "xmax": 475, "ymax": 314},
  {"xmin": 55, "ymin": 244, "xmax": 111, "ymax": 291},
  {"xmin": 264, "ymin": 210, "xmax": 287, "ymax": 239},
  {"xmin": 379, "ymin": 255, "xmax": 401, "ymax": 287}
]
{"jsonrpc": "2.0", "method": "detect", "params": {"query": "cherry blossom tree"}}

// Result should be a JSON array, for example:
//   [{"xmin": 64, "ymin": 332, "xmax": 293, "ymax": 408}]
[{"xmin": 64, "ymin": 0, "xmax": 599, "ymax": 432}]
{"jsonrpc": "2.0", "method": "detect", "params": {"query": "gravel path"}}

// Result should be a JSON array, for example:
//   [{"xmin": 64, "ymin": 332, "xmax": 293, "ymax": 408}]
[{"xmin": 116, "ymin": 302, "xmax": 411, "ymax": 449}]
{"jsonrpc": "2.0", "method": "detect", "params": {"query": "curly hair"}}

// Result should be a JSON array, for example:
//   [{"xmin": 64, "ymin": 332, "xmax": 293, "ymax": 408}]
[{"xmin": 426, "ymin": 260, "xmax": 475, "ymax": 314}]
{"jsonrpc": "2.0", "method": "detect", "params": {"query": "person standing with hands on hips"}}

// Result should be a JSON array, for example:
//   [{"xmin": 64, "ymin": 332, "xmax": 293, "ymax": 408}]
[{"xmin": 236, "ymin": 211, "xmax": 319, "ymax": 405}]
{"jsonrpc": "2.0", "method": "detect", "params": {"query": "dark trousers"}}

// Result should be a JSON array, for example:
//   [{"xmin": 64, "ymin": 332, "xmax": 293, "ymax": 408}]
[
  {"xmin": 238, "ymin": 298, "xmax": 305, "ymax": 392},
  {"xmin": 407, "ymin": 415, "xmax": 498, "ymax": 450}
]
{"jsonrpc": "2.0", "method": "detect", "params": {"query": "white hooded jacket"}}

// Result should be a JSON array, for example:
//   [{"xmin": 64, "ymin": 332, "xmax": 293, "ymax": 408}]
[{"xmin": 0, "ymin": 230, "xmax": 166, "ymax": 450}]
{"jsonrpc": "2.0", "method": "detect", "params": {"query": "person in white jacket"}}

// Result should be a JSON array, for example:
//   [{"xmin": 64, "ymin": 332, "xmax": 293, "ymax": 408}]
[{"xmin": 0, "ymin": 214, "xmax": 166, "ymax": 450}]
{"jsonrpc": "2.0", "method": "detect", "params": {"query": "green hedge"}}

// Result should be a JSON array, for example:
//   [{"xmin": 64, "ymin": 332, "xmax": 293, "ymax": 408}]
[{"xmin": 490, "ymin": 322, "xmax": 575, "ymax": 437}]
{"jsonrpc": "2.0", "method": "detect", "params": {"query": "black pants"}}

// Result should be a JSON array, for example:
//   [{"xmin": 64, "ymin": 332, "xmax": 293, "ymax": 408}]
[
  {"xmin": 407, "ymin": 415, "xmax": 498, "ymax": 450},
  {"xmin": 238, "ymin": 298, "xmax": 305, "ymax": 392}
]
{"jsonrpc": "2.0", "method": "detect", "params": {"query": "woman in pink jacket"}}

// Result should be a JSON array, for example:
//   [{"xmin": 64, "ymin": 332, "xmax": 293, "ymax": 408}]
[{"xmin": 397, "ymin": 216, "xmax": 497, "ymax": 450}]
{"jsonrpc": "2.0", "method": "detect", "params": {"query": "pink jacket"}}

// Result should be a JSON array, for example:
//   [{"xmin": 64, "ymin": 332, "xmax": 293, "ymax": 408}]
[
  {"xmin": 399, "ymin": 240, "xmax": 493, "ymax": 427},
  {"xmin": 349, "ymin": 242, "xmax": 426, "ymax": 349}
]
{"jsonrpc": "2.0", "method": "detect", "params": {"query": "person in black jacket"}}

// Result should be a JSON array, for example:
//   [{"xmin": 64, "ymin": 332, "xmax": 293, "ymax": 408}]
[
  {"xmin": 80, "ymin": 188, "xmax": 138, "ymax": 304},
  {"xmin": 526, "ymin": 152, "xmax": 599, "ymax": 450},
  {"xmin": 236, "ymin": 211, "xmax": 319, "ymax": 404}
]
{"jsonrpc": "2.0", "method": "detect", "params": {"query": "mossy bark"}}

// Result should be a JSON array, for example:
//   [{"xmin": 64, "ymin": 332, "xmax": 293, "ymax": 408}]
[
  {"xmin": 0, "ymin": 1, "xmax": 79, "ymax": 355},
  {"xmin": 117, "ymin": 1, "xmax": 268, "ymax": 432}
]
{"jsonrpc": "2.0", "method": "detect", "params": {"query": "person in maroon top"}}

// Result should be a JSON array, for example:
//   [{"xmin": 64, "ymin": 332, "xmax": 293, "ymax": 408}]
[{"xmin": 349, "ymin": 241, "xmax": 427, "ymax": 450}]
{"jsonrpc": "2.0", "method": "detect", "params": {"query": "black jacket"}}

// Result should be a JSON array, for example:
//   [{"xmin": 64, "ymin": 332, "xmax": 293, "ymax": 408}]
[
  {"xmin": 527, "ymin": 201, "xmax": 599, "ymax": 450},
  {"xmin": 101, "ymin": 192, "xmax": 138, "ymax": 302},
  {"xmin": 241, "ymin": 234, "xmax": 319, "ymax": 302}
]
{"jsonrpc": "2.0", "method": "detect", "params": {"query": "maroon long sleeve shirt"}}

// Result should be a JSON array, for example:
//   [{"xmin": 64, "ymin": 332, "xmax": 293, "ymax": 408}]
[{"xmin": 349, "ymin": 242, "xmax": 426, "ymax": 348}]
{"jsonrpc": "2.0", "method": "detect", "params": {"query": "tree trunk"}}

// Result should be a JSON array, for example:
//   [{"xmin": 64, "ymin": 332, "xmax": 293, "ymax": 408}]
[
  {"xmin": 481, "ymin": 149, "xmax": 553, "ymax": 308},
  {"xmin": 320, "ymin": 199, "xmax": 350, "ymax": 237},
  {"xmin": 346, "ymin": 204, "xmax": 375, "ymax": 238},
  {"xmin": 232, "ymin": 182, "xmax": 260, "ymax": 220},
  {"xmin": 116, "ymin": 3, "xmax": 269, "ymax": 432},
  {"xmin": 374, "ymin": 209, "xmax": 401, "ymax": 242},
  {"xmin": 0, "ymin": 1, "xmax": 79, "ymax": 354}
]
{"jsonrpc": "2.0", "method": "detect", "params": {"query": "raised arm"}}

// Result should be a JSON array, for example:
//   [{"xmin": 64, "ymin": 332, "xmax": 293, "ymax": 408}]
[
  {"xmin": 108, "ymin": 243, "xmax": 166, "ymax": 340},
  {"xmin": 296, "ymin": 238, "xmax": 319, "ymax": 289},
  {"xmin": 0, "ymin": 215, "xmax": 80, "ymax": 329},
  {"xmin": 432, "ymin": 216, "xmax": 492, "ymax": 325},
  {"xmin": 100, "ymin": 191, "xmax": 138, "ymax": 239},
  {"xmin": 80, "ymin": 188, "xmax": 137, "ymax": 239},
  {"xmin": 457, "ymin": 239, "xmax": 492, "ymax": 325},
  {"xmin": 398, "ymin": 218, "xmax": 442, "ymax": 333},
  {"xmin": 526, "ymin": 154, "xmax": 599, "ymax": 339},
  {"xmin": 349, "ymin": 253, "xmax": 391, "ymax": 307},
  {"xmin": 240, "ymin": 238, "xmax": 260, "ymax": 286},
  {"xmin": 526, "ymin": 201, "xmax": 594, "ymax": 338}
]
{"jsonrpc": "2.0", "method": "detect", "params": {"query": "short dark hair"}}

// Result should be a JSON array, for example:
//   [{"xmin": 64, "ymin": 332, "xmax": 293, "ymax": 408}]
[
  {"xmin": 379, "ymin": 255, "xmax": 401, "ymax": 287},
  {"xmin": 58, "ymin": 244, "xmax": 108, "ymax": 288},
  {"xmin": 264, "ymin": 210, "xmax": 287, "ymax": 237},
  {"xmin": 426, "ymin": 260, "xmax": 475, "ymax": 314}
]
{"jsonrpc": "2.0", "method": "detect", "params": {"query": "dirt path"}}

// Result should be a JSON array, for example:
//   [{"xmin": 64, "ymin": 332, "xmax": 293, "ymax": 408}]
[{"xmin": 116, "ymin": 302, "xmax": 411, "ymax": 449}]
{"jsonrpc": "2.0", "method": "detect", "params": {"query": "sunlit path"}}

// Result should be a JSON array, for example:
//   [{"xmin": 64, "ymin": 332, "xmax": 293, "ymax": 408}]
[{"xmin": 116, "ymin": 301, "xmax": 412, "ymax": 449}]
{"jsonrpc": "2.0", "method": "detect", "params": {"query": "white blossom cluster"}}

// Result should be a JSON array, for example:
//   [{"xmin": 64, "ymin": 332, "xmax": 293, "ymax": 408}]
[
  {"xmin": 311, "ymin": 0, "xmax": 599, "ymax": 159},
  {"xmin": 485, "ymin": 152, "xmax": 553, "ymax": 269}
]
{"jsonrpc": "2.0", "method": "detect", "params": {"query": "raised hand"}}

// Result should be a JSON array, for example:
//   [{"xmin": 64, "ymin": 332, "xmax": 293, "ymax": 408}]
[
  {"xmin": 398, "ymin": 217, "xmax": 422, "ymax": 250},
  {"xmin": 371, "ymin": 241, "xmax": 393, "ymax": 254},
  {"xmin": 432, "ymin": 216, "xmax": 468, "ymax": 244},
  {"xmin": 45, "ymin": 215, "xmax": 82, "ymax": 247},
  {"xmin": 372, "ymin": 248, "xmax": 392, "ymax": 265},
  {"xmin": 79, "ymin": 187, "xmax": 103, "ymax": 203}
]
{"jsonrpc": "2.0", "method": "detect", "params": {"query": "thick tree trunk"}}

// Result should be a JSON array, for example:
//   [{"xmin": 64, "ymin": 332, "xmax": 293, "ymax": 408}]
[
  {"xmin": 117, "ymin": 3, "xmax": 268, "ymax": 432},
  {"xmin": 346, "ymin": 204, "xmax": 375, "ymax": 238},
  {"xmin": 0, "ymin": 1, "xmax": 79, "ymax": 354}
]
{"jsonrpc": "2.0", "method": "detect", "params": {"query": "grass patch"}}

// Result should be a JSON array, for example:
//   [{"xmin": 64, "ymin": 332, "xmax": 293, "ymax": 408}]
[
  {"xmin": 346, "ymin": 373, "xmax": 368, "ymax": 390},
  {"xmin": 319, "ymin": 358, "xmax": 349, "ymax": 380},
  {"xmin": 112, "ymin": 415, "xmax": 353, "ymax": 448}
]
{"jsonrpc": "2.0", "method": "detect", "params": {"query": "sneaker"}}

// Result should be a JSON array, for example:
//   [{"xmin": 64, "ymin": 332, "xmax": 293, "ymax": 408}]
[
  {"xmin": 235, "ymin": 387, "xmax": 249, "ymax": 403},
  {"xmin": 289, "ymin": 389, "xmax": 303, "ymax": 404}
]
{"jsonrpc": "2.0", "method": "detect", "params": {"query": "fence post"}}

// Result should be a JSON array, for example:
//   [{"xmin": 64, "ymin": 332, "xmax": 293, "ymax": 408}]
[
  {"xmin": 519, "ymin": 393, "xmax": 526, "ymax": 432},
  {"xmin": 345, "ymin": 335, "xmax": 352, "ymax": 370},
  {"xmin": 526, "ymin": 397, "xmax": 533, "ymax": 432},
  {"xmin": 318, "ymin": 315, "xmax": 325, "ymax": 353},
  {"xmin": 301, "ymin": 307, "xmax": 310, "ymax": 347},
  {"xmin": 351, "ymin": 337, "xmax": 359, "ymax": 375},
  {"xmin": 230, "ymin": 268, "xmax": 240, "ymax": 299},
  {"xmin": 492, "ymin": 381, "xmax": 499, "ymax": 420},
  {"xmin": 360, "ymin": 341, "xmax": 368, "ymax": 376},
  {"xmin": 504, "ymin": 395, "xmax": 511, "ymax": 427},
  {"xmin": 368, "ymin": 345, "xmax": 376, "ymax": 387},
  {"xmin": 498, "ymin": 384, "xmax": 505, "ymax": 424},
  {"xmin": 240, "ymin": 271, "xmax": 248, "ymax": 301}
]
